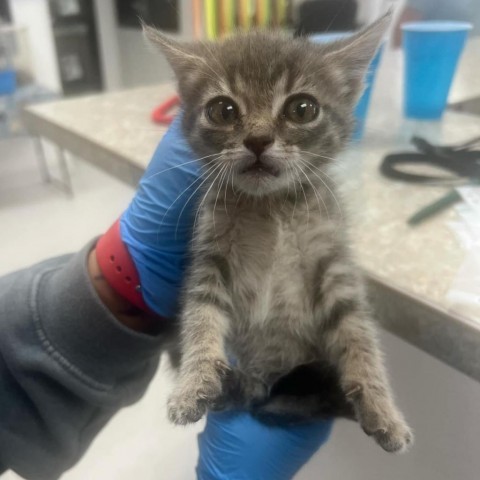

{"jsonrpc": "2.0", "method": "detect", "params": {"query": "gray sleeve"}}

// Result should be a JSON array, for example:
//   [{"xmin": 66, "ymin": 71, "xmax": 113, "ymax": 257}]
[{"xmin": 0, "ymin": 241, "xmax": 171, "ymax": 480}]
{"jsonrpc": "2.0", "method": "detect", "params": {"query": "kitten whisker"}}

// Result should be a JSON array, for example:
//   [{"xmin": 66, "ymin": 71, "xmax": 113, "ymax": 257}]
[
  {"xmin": 292, "ymin": 164, "xmax": 310, "ymax": 230},
  {"xmin": 235, "ymin": 189, "xmax": 244, "ymax": 208},
  {"xmin": 299, "ymin": 158, "xmax": 343, "ymax": 221},
  {"xmin": 172, "ymin": 160, "xmax": 225, "ymax": 239},
  {"xmin": 297, "ymin": 160, "xmax": 330, "ymax": 221},
  {"xmin": 194, "ymin": 161, "xmax": 228, "ymax": 242},
  {"xmin": 230, "ymin": 162, "xmax": 243, "ymax": 199},
  {"xmin": 191, "ymin": 159, "xmax": 227, "ymax": 231},
  {"xmin": 147, "ymin": 152, "xmax": 222, "ymax": 180},
  {"xmin": 291, "ymin": 167, "xmax": 299, "ymax": 222},
  {"xmin": 224, "ymin": 163, "xmax": 233, "ymax": 218},
  {"xmin": 299, "ymin": 150, "xmax": 337, "ymax": 164},
  {"xmin": 212, "ymin": 163, "xmax": 230, "ymax": 239},
  {"xmin": 189, "ymin": 160, "xmax": 226, "ymax": 234},
  {"xmin": 298, "ymin": 155, "xmax": 338, "ymax": 186},
  {"xmin": 156, "ymin": 160, "xmax": 220, "ymax": 244},
  {"xmin": 298, "ymin": 156, "xmax": 339, "ymax": 186}
]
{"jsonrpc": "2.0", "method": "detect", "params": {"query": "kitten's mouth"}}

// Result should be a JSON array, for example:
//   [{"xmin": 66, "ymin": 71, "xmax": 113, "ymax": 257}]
[{"xmin": 240, "ymin": 160, "xmax": 279, "ymax": 178}]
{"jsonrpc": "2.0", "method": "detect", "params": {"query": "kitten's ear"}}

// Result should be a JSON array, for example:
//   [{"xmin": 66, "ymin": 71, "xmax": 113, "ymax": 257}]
[
  {"xmin": 142, "ymin": 23, "xmax": 203, "ymax": 78},
  {"xmin": 322, "ymin": 10, "xmax": 392, "ymax": 101}
]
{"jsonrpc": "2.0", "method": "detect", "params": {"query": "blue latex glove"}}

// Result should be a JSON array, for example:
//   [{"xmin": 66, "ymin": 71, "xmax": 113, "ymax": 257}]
[
  {"xmin": 198, "ymin": 411, "xmax": 333, "ymax": 480},
  {"xmin": 120, "ymin": 115, "xmax": 202, "ymax": 317}
]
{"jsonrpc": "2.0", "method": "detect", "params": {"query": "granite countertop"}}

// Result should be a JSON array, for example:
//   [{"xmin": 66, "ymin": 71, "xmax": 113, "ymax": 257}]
[
  {"xmin": 23, "ymin": 83, "xmax": 175, "ymax": 182},
  {"xmin": 345, "ymin": 42, "xmax": 479, "ymax": 314},
  {"xmin": 23, "ymin": 38, "xmax": 480, "ymax": 380}
]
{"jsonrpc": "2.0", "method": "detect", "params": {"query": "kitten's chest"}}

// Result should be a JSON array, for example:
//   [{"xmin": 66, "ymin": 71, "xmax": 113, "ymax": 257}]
[{"xmin": 217, "ymin": 208, "xmax": 323, "ymax": 326}]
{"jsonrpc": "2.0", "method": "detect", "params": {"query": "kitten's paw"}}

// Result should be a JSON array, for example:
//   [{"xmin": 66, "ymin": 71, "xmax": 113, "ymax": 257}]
[
  {"xmin": 347, "ymin": 383, "xmax": 413, "ymax": 453},
  {"xmin": 371, "ymin": 418, "xmax": 413, "ymax": 453},
  {"xmin": 168, "ymin": 391, "xmax": 206, "ymax": 425},
  {"xmin": 358, "ymin": 406, "xmax": 413, "ymax": 452},
  {"xmin": 167, "ymin": 360, "xmax": 231, "ymax": 425}
]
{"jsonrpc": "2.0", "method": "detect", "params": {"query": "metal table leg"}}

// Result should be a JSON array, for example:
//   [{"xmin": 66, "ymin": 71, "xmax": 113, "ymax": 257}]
[
  {"xmin": 33, "ymin": 136, "xmax": 73, "ymax": 195},
  {"xmin": 55, "ymin": 145, "xmax": 73, "ymax": 195},
  {"xmin": 34, "ymin": 136, "xmax": 51, "ymax": 183}
]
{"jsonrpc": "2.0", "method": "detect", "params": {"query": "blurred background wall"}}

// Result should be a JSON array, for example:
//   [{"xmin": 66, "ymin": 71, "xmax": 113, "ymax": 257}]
[
  {"xmin": 3, "ymin": 0, "xmax": 403, "ymax": 96},
  {"xmin": 8, "ymin": 0, "xmax": 61, "ymax": 92}
]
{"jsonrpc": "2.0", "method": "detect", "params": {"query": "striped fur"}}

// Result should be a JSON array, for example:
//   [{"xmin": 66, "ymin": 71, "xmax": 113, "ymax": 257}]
[{"xmin": 148, "ymin": 14, "xmax": 413, "ymax": 453}]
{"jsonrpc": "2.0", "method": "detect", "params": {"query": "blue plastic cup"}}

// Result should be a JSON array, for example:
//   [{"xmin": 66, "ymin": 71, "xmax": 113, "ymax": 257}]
[
  {"xmin": 310, "ymin": 32, "xmax": 383, "ymax": 139},
  {"xmin": 402, "ymin": 21, "xmax": 472, "ymax": 119},
  {"xmin": 0, "ymin": 69, "xmax": 16, "ymax": 95}
]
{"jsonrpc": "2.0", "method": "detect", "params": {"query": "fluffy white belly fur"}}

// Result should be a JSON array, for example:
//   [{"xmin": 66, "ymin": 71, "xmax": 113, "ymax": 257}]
[
  {"xmin": 214, "ymin": 207, "xmax": 326, "ymax": 377},
  {"xmin": 224, "ymin": 210, "xmax": 316, "ymax": 324}
]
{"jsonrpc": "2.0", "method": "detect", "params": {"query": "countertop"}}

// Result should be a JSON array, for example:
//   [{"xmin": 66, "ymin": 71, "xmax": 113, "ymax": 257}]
[{"xmin": 23, "ymin": 38, "xmax": 480, "ymax": 381}]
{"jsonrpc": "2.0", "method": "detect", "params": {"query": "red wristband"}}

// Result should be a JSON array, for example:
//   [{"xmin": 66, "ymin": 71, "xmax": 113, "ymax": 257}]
[{"xmin": 96, "ymin": 219, "xmax": 151, "ymax": 312}]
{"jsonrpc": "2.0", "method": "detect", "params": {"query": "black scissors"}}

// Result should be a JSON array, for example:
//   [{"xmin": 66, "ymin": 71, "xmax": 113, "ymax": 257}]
[
  {"xmin": 380, "ymin": 136, "xmax": 480, "ymax": 225},
  {"xmin": 381, "ymin": 135, "xmax": 480, "ymax": 184}
]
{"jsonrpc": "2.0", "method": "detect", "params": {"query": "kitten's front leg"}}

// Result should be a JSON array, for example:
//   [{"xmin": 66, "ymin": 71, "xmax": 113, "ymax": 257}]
[
  {"xmin": 330, "ymin": 321, "xmax": 413, "ymax": 453},
  {"xmin": 168, "ymin": 254, "xmax": 233, "ymax": 425},
  {"xmin": 314, "ymin": 255, "xmax": 413, "ymax": 452}
]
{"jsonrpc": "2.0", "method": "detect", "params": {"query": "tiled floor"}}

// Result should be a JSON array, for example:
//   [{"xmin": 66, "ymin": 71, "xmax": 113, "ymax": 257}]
[{"xmin": 1, "ymin": 137, "xmax": 480, "ymax": 480}]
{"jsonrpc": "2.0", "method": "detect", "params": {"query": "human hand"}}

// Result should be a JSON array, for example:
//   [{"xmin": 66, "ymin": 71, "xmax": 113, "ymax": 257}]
[
  {"xmin": 120, "ymin": 115, "xmax": 202, "ymax": 318},
  {"xmin": 197, "ymin": 411, "xmax": 333, "ymax": 480}
]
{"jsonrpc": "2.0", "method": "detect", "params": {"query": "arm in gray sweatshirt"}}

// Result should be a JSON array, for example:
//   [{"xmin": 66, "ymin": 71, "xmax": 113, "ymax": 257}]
[{"xmin": 0, "ymin": 241, "xmax": 171, "ymax": 479}]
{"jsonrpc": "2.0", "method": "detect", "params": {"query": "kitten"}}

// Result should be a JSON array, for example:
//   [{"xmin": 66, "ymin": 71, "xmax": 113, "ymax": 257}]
[{"xmin": 145, "ymin": 12, "xmax": 413, "ymax": 453}]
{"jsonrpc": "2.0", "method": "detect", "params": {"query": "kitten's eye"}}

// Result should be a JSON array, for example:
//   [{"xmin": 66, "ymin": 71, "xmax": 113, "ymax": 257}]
[
  {"xmin": 206, "ymin": 97, "xmax": 239, "ymax": 125},
  {"xmin": 284, "ymin": 96, "xmax": 319, "ymax": 124}
]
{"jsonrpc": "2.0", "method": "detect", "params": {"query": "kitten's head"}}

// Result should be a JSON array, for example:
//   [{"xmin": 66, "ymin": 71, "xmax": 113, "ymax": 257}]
[{"xmin": 145, "ymin": 13, "xmax": 390, "ymax": 197}]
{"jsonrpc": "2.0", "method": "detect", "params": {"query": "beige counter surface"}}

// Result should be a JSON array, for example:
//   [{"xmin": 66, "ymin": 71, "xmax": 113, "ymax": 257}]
[
  {"xmin": 349, "ymin": 40, "xmax": 479, "ymax": 312},
  {"xmin": 23, "ymin": 39, "xmax": 480, "ymax": 381}
]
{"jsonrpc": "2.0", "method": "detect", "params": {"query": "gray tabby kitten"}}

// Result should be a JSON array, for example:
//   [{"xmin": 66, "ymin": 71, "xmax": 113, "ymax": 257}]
[{"xmin": 145, "ymin": 12, "xmax": 413, "ymax": 453}]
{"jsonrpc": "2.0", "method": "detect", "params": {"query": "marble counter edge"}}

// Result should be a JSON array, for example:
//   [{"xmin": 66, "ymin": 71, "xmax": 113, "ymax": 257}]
[
  {"xmin": 22, "ymin": 107, "xmax": 147, "ymax": 186},
  {"xmin": 366, "ymin": 269, "xmax": 480, "ymax": 383}
]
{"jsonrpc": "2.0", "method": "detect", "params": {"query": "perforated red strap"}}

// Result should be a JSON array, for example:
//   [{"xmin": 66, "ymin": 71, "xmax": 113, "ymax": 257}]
[{"xmin": 96, "ymin": 219, "xmax": 150, "ymax": 312}]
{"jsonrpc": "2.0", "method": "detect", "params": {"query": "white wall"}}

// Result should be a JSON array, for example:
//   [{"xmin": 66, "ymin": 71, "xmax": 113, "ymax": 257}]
[
  {"xmin": 116, "ymin": 27, "xmax": 174, "ymax": 88},
  {"xmin": 92, "ymin": 0, "xmax": 122, "ymax": 91},
  {"xmin": 8, "ymin": 0, "xmax": 61, "ymax": 92},
  {"xmin": 357, "ymin": 0, "xmax": 389, "ymax": 23},
  {"xmin": 9, "ymin": 0, "xmax": 124, "ymax": 93},
  {"xmin": 116, "ymin": 0, "xmax": 193, "ymax": 89},
  {"xmin": 88, "ymin": 0, "xmax": 191, "ymax": 90}
]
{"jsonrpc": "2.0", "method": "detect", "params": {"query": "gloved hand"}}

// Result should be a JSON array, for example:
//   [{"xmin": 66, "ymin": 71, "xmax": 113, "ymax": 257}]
[
  {"xmin": 120, "ymin": 115, "xmax": 202, "ymax": 318},
  {"xmin": 198, "ymin": 411, "xmax": 333, "ymax": 480}
]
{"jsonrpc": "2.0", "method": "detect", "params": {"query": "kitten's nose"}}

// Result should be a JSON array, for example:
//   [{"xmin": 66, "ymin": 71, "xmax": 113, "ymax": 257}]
[{"xmin": 243, "ymin": 135, "xmax": 274, "ymax": 157}]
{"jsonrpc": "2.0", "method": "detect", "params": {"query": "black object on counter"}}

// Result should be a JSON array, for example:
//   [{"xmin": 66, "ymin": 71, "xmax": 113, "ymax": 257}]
[{"xmin": 380, "ymin": 135, "xmax": 480, "ymax": 185}]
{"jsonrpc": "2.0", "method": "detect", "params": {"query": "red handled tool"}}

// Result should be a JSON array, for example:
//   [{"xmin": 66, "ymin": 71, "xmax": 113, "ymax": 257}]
[{"xmin": 151, "ymin": 95, "xmax": 180, "ymax": 124}]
